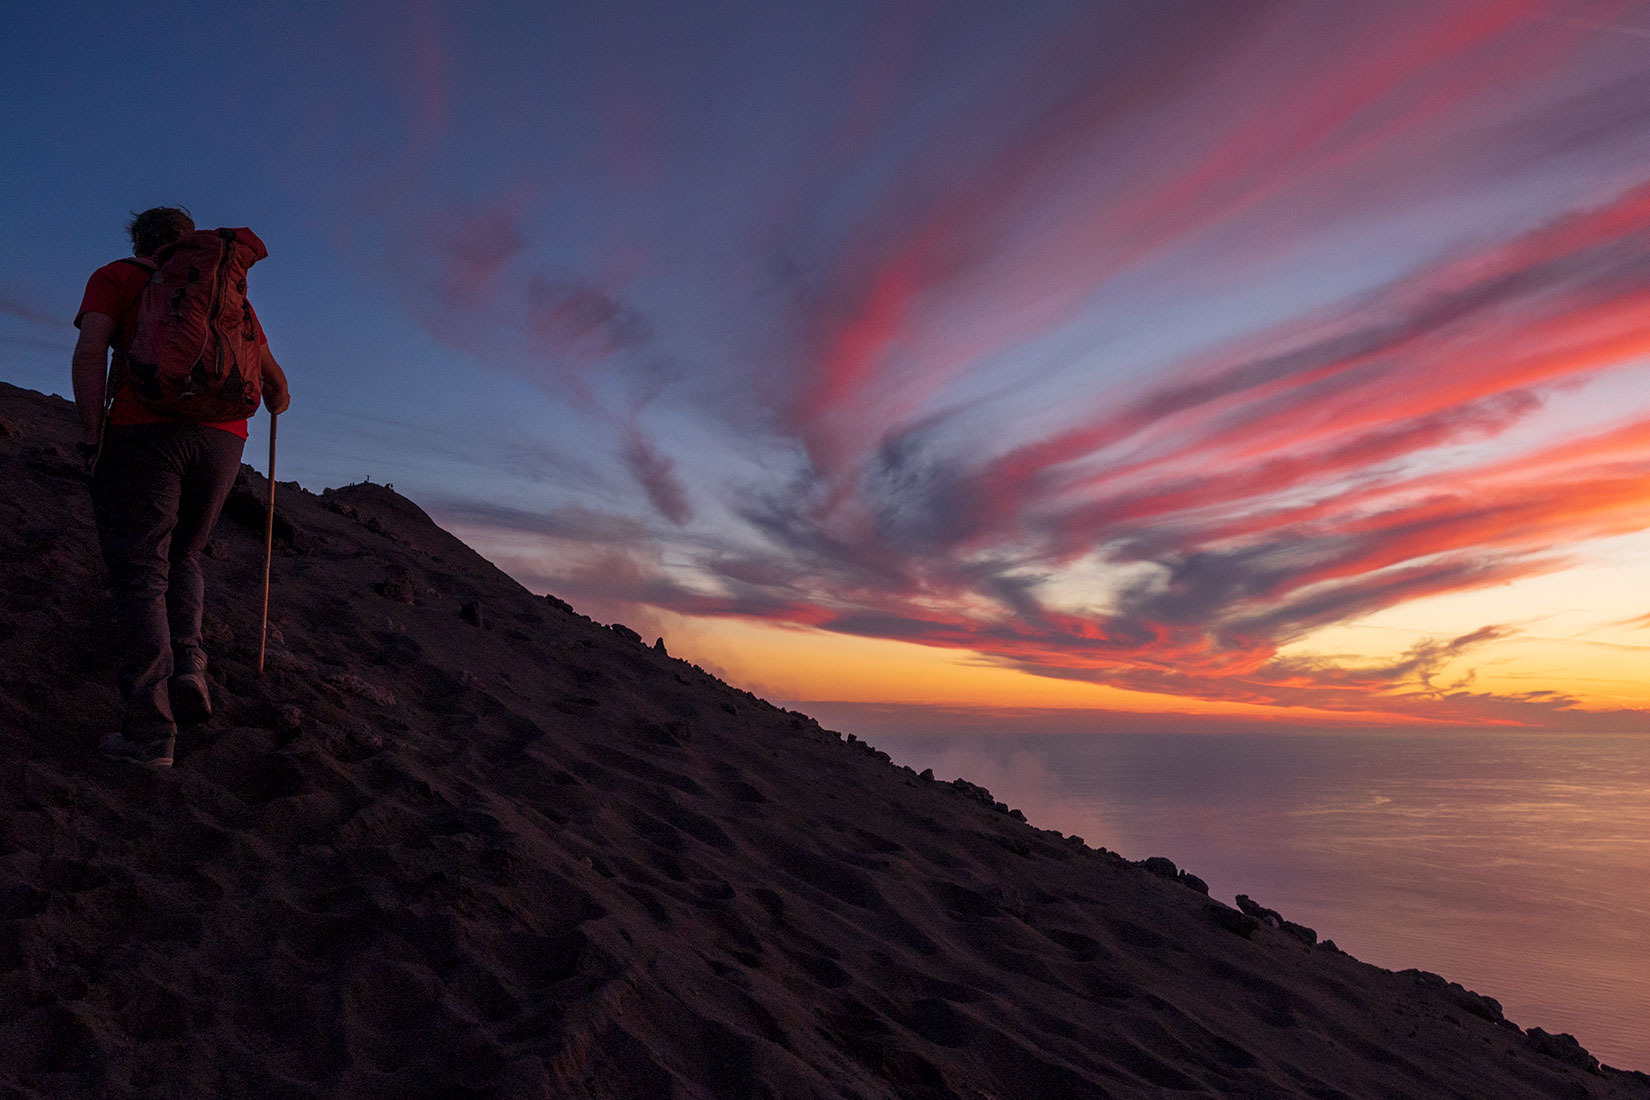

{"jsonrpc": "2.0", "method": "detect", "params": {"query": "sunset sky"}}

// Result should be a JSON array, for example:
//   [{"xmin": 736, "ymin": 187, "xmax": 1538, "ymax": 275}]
[{"xmin": 5, "ymin": 1, "xmax": 1650, "ymax": 733}]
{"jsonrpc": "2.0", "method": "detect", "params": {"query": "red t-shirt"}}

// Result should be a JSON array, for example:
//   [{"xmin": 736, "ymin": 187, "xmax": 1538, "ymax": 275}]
[{"xmin": 75, "ymin": 258, "xmax": 268, "ymax": 440}]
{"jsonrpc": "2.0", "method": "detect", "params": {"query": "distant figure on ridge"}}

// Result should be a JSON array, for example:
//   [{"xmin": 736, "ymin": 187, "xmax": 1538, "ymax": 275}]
[{"xmin": 71, "ymin": 206, "xmax": 291, "ymax": 767}]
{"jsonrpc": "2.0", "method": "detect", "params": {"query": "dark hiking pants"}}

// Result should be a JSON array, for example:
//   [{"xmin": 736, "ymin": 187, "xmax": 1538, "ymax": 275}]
[{"xmin": 91, "ymin": 422, "xmax": 245, "ymax": 739}]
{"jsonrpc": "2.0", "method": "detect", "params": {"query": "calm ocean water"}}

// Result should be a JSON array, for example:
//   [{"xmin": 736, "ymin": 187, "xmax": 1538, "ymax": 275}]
[{"xmin": 871, "ymin": 730, "xmax": 1650, "ymax": 1071}]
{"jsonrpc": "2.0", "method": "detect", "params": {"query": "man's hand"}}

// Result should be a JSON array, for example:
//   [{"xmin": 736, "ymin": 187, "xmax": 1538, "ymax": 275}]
[
  {"xmin": 259, "ymin": 345, "xmax": 291, "ymax": 415},
  {"xmin": 264, "ymin": 377, "xmax": 291, "ymax": 416}
]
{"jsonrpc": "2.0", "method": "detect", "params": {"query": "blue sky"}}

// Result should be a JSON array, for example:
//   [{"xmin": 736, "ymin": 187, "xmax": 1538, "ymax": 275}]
[{"xmin": 7, "ymin": 1, "xmax": 1650, "ymax": 731}]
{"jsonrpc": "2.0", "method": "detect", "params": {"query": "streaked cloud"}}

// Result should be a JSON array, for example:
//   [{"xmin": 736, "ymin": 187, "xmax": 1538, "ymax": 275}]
[{"xmin": 344, "ymin": 1, "xmax": 1650, "ymax": 729}]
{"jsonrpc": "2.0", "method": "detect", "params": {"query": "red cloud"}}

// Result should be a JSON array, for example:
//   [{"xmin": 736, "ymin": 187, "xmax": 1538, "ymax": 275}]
[
  {"xmin": 678, "ymin": 178, "xmax": 1650, "ymax": 725},
  {"xmin": 414, "ymin": 5, "xmax": 1650, "ymax": 730}
]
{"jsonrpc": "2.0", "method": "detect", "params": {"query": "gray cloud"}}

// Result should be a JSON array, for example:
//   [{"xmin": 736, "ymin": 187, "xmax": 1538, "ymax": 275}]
[
  {"xmin": 622, "ymin": 430, "xmax": 693, "ymax": 526},
  {"xmin": 528, "ymin": 279, "xmax": 650, "ymax": 360}
]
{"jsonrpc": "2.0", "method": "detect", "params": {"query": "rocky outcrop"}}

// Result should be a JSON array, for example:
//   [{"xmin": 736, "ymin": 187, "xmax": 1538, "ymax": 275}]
[{"xmin": 1237, "ymin": 893, "xmax": 1317, "ymax": 945}]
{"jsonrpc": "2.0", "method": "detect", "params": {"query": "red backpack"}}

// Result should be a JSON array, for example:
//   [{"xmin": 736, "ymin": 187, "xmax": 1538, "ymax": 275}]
[{"xmin": 122, "ymin": 227, "xmax": 268, "ymax": 421}]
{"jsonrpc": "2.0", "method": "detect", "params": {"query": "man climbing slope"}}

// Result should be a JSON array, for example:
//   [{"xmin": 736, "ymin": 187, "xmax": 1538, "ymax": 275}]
[{"xmin": 71, "ymin": 206, "xmax": 291, "ymax": 767}]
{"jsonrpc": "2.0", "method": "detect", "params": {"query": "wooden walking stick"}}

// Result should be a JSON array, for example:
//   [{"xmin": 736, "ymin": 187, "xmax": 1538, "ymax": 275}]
[{"xmin": 257, "ymin": 413, "xmax": 278, "ymax": 673}]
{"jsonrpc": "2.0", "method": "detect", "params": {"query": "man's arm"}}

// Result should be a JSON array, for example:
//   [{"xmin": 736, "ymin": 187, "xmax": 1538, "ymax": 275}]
[
  {"xmin": 260, "ymin": 344, "xmax": 290, "ymax": 415},
  {"xmin": 71, "ymin": 312, "xmax": 114, "ymax": 446}
]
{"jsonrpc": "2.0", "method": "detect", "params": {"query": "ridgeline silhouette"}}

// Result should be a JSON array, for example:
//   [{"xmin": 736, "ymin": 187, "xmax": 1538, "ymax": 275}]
[{"xmin": 1, "ymin": 380, "xmax": 1643, "ymax": 1098}]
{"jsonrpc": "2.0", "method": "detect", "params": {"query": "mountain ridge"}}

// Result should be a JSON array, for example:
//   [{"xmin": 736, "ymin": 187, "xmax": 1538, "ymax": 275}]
[{"xmin": 0, "ymin": 379, "xmax": 1642, "ymax": 1099}]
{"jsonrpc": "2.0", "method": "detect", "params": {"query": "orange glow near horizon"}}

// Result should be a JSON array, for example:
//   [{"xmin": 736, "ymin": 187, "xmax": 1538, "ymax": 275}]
[{"xmin": 638, "ymin": 613, "xmax": 1606, "ymax": 731}]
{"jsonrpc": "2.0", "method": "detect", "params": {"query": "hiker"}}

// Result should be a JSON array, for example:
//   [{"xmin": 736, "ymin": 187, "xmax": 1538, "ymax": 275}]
[{"xmin": 70, "ymin": 206, "xmax": 290, "ymax": 767}]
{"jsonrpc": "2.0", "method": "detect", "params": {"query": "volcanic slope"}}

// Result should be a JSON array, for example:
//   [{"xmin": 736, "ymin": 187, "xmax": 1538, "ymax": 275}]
[{"xmin": 0, "ymin": 380, "xmax": 1643, "ymax": 1099}]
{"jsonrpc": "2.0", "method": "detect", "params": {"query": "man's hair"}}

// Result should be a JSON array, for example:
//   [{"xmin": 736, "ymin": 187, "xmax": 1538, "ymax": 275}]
[{"xmin": 127, "ymin": 206, "xmax": 195, "ymax": 257}]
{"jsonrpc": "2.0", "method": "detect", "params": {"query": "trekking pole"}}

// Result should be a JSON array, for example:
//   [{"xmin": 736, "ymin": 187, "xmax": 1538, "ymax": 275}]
[{"xmin": 257, "ymin": 413, "xmax": 278, "ymax": 673}]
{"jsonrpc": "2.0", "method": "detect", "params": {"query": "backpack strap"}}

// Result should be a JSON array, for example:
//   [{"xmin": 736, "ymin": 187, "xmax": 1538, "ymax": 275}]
[{"xmin": 107, "ymin": 259, "xmax": 157, "ymax": 392}]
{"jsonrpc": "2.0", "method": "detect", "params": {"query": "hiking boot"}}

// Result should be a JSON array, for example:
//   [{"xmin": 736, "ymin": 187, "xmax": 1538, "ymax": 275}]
[
  {"xmin": 99, "ymin": 731, "xmax": 175, "ymax": 768},
  {"xmin": 170, "ymin": 672, "xmax": 212, "ymax": 726}
]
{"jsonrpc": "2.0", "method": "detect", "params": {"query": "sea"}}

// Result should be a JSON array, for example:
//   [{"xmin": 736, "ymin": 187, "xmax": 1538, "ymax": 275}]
[{"xmin": 870, "ymin": 729, "xmax": 1650, "ymax": 1072}]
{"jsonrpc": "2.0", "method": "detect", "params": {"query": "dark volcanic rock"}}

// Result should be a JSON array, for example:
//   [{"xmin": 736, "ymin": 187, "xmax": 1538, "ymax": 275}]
[
  {"xmin": 949, "ymin": 777, "xmax": 998, "ymax": 808},
  {"xmin": 376, "ymin": 565, "xmax": 418, "ymax": 604},
  {"xmin": 1177, "ymin": 871, "xmax": 1210, "ymax": 895},
  {"xmin": 1142, "ymin": 856, "xmax": 1178, "ymax": 879},
  {"xmin": 1207, "ymin": 903, "xmax": 1260, "ymax": 938},
  {"xmin": 1236, "ymin": 893, "xmax": 1317, "ymax": 945},
  {"xmin": 1445, "ymin": 982, "xmax": 1508, "ymax": 1025},
  {"xmin": 221, "ymin": 472, "xmax": 295, "ymax": 546},
  {"xmin": 1528, "ymin": 1028, "xmax": 1603, "ymax": 1074}
]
